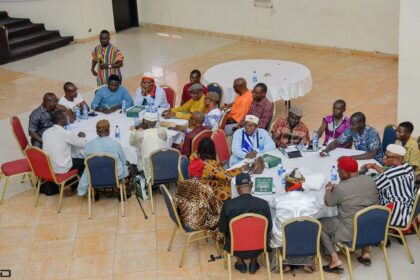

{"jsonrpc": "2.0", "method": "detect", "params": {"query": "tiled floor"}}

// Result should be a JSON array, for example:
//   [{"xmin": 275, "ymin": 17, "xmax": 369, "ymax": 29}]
[{"xmin": 0, "ymin": 27, "xmax": 418, "ymax": 279}]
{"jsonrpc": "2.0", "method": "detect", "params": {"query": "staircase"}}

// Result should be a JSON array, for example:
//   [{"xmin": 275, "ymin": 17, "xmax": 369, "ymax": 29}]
[{"xmin": 0, "ymin": 11, "xmax": 73, "ymax": 64}]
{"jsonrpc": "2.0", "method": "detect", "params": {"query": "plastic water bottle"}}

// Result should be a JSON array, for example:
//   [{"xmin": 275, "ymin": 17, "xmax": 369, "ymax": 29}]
[
  {"xmin": 252, "ymin": 70, "xmax": 258, "ymax": 84},
  {"xmin": 74, "ymin": 106, "xmax": 80, "ymax": 122},
  {"xmin": 281, "ymin": 169, "xmax": 286, "ymax": 189},
  {"xmin": 82, "ymin": 104, "xmax": 88, "ymax": 120},
  {"xmin": 277, "ymin": 163, "xmax": 284, "ymax": 189},
  {"xmin": 121, "ymin": 100, "xmax": 126, "ymax": 114},
  {"xmin": 312, "ymin": 130, "xmax": 319, "ymax": 151},
  {"xmin": 331, "ymin": 165, "xmax": 338, "ymax": 184},
  {"xmin": 115, "ymin": 125, "xmax": 120, "ymax": 141},
  {"xmin": 65, "ymin": 114, "xmax": 71, "ymax": 130},
  {"xmin": 134, "ymin": 116, "xmax": 140, "ymax": 127}
]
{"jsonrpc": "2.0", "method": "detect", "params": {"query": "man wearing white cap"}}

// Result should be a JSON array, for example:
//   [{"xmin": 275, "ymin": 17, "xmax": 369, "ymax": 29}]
[
  {"xmin": 130, "ymin": 111, "xmax": 168, "ymax": 179},
  {"xmin": 230, "ymin": 114, "xmax": 276, "ymax": 166},
  {"xmin": 362, "ymin": 144, "xmax": 417, "ymax": 227},
  {"xmin": 134, "ymin": 72, "xmax": 169, "ymax": 109}
]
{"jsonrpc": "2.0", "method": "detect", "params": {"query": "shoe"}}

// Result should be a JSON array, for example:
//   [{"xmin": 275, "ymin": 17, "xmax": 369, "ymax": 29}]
[
  {"xmin": 94, "ymin": 193, "xmax": 100, "ymax": 202},
  {"xmin": 322, "ymin": 265, "xmax": 344, "ymax": 273},
  {"xmin": 234, "ymin": 262, "xmax": 247, "ymax": 273},
  {"xmin": 248, "ymin": 262, "xmax": 260, "ymax": 274}
]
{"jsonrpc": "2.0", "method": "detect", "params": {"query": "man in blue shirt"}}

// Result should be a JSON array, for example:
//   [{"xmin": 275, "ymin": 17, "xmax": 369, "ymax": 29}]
[
  {"xmin": 230, "ymin": 115, "xmax": 276, "ymax": 166},
  {"xmin": 321, "ymin": 112, "xmax": 384, "ymax": 163},
  {"xmin": 91, "ymin": 74, "xmax": 133, "ymax": 114},
  {"xmin": 77, "ymin": 119, "xmax": 129, "ymax": 197}
]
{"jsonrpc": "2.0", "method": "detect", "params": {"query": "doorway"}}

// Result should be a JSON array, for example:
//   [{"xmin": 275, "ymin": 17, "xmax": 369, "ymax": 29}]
[{"xmin": 112, "ymin": 0, "xmax": 139, "ymax": 32}]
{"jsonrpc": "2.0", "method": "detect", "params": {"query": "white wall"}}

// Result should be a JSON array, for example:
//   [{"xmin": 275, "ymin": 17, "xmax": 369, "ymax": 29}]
[
  {"xmin": 398, "ymin": 0, "xmax": 420, "ymax": 137},
  {"xmin": 1, "ymin": 0, "xmax": 115, "ymax": 39},
  {"xmin": 137, "ymin": 0, "xmax": 400, "ymax": 54}
]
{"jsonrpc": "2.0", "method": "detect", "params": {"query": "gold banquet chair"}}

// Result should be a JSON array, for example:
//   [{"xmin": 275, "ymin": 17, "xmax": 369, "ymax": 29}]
[
  {"xmin": 335, "ymin": 205, "xmax": 392, "ymax": 280},
  {"xmin": 388, "ymin": 190, "xmax": 420, "ymax": 264},
  {"xmin": 159, "ymin": 184, "xmax": 220, "ymax": 267}
]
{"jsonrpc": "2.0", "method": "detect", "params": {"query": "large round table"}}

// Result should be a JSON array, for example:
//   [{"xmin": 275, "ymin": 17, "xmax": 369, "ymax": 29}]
[
  {"xmin": 69, "ymin": 111, "xmax": 188, "ymax": 164},
  {"xmin": 203, "ymin": 59, "xmax": 312, "ymax": 104},
  {"xmin": 230, "ymin": 148, "xmax": 378, "ymax": 219}
]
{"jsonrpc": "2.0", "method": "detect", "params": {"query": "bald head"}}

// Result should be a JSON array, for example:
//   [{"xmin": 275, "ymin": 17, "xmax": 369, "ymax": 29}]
[
  {"xmin": 42, "ymin": 92, "xmax": 58, "ymax": 111},
  {"xmin": 190, "ymin": 111, "xmax": 205, "ymax": 128},
  {"xmin": 233, "ymin": 78, "xmax": 248, "ymax": 94}
]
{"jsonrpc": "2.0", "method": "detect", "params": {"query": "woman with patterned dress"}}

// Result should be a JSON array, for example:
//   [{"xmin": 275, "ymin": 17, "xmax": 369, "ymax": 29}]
[
  {"xmin": 190, "ymin": 137, "xmax": 243, "ymax": 201},
  {"xmin": 91, "ymin": 30, "xmax": 124, "ymax": 86}
]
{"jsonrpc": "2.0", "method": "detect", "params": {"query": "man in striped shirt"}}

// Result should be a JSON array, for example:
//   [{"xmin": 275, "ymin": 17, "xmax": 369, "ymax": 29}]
[{"xmin": 362, "ymin": 144, "xmax": 417, "ymax": 227}]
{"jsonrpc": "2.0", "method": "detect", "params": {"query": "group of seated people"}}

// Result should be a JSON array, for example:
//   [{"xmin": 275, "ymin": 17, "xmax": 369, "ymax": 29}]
[{"xmin": 26, "ymin": 69, "xmax": 419, "ymax": 275}]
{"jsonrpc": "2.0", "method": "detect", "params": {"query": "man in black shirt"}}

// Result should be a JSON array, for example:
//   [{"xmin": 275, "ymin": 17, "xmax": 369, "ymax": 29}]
[{"xmin": 219, "ymin": 173, "xmax": 272, "ymax": 274}]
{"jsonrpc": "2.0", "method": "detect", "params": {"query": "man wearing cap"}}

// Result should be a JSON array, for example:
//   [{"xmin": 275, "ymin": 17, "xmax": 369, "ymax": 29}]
[
  {"xmin": 223, "ymin": 78, "xmax": 253, "ymax": 135},
  {"xmin": 362, "ymin": 144, "xmax": 417, "ymax": 228},
  {"xmin": 321, "ymin": 112, "xmax": 384, "ymax": 163},
  {"xmin": 320, "ymin": 156, "xmax": 378, "ymax": 273},
  {"xmin": 181, "ymin": 69, "xmax": 208, "ymax": 105},
  {"xmin": 230, "ymin": 114, "xmax": 276, "ymax": 166},
  {"xmin": 219, "ymin": 173, "xmax": 272, "ymax": 274},
  {"xmin": 77, "ymin": 119, "xmax": 129, "ymax": 197},
  {"xmin": 134, "ymin": 72, "xmax": 170, "ymax": 109},
  {"xmin": 204, "ymin": 91, "xmax": 222, "ymax": 131},
  {"xmin": 91, "ymin": 74, "xmax": 133, "ymax": 114},
  {"xmin": 130, "ymin": 111, "xmax": 168, "ymax": 179},
  {"xmin": 271, "ymin": 106, "xmax": 310, "ymax": 148},
  {"xmin": 240, "ymin": 83, "xmax": 273, "ymax": 129},
  {"xmin": 162, "ymin": 83, "xmax": 206, "ymax": 120},
  {"xmin": 180, "ymin": 111, "xmax": 210, "ymax": 157}
]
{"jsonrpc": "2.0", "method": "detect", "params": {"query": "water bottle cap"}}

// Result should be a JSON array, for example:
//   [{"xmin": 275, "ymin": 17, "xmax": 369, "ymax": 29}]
[
  {"xmin": 116, "ymin": 125, "xmax": 119, "ymax": 128},
  {"xmin": 332, "ymin": 165, "xmax": 336, "ymax": 168}
]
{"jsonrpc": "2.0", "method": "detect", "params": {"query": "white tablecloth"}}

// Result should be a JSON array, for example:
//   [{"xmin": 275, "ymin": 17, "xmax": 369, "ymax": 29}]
[
  {"xmin": 203, "ymin": 59, "xmax": 312, "ymax": 104},
  {"xmin": 69, "ymin": 111, "xmax": 188, "ymax": 164},
  {"xmin": 231, "ymin": 148, "xmax": 378, "ymax": 219}
]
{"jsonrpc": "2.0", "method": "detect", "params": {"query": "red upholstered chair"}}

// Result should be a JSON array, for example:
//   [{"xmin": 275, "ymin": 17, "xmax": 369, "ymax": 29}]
[
  {"xmin": 211, "ymin": 129, "xmax": 230, "ymax": 166},
  {"xmin": 0, "ymin": 116, "xmax": 34, "ymax": 205},
  {"xmin": 225, "ymin": 213, "xmax": 271, "ymax": 280},
  {"xmin": 218, "ymin": 111, "xmax": 230, "ymax": 130},
  {"xmin": 161, "ymin": 84, "xmax": 176, "ymax": 108},
  {"xmin": 25, "ymin": 147, "xmax": 80, "ymax": 213},
  {"xmin": 191, "ymin": 130, "xmax": 213, "ymax": 155}
]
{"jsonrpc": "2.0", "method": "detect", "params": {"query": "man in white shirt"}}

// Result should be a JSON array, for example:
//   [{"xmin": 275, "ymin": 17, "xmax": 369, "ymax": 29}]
[
  {"xmin": 204, "ymin": 91, "xmax": 222, "ymax": 131},
  {"xmin": 58, "ymin": 82, "xmax": 89, "ymax": 112},
  {"xmin": 134, "ymin": 72, "xmax": 169, "ymax": 109},
  {"xmin": 42, "ymin": 110, "xmax": 87, "ymax": 178}
]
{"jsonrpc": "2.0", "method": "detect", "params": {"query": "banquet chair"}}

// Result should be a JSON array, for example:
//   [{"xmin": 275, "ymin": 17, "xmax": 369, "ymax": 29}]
[
  {"xmin": 218, "ymin": 111, "xmax": 230, "ymax": 130},
  {"xmin": 388, "ymin": 190, "xmax": 420, "ymax": 264},
  {"xmin": 382, "ymin": 124, "xmax": 397, "ymax": 152},
  {"xmin": 161, "ymin": 84, "xmax": 176, "ymax": 108},
  {"xmin": 149, "ymin": 148, "xmax": 180, "ymax": 213},
  {"xmin": 267, "ymin": 102, "xmax": 277, "ymax": 130},
  {"xmin": 225, "ymin": 213, "xmax": 271, "ymax": 280},
  {"xmin": 25, "ymin": 147, "xmax": 80, "ymax": 213},
  {"xmin": 85, "ymin": 154, "xmax": 127, "ymax": 219},
  {"xmin": 0, "ymin": 117, "xmax": 35, "ymax": 205},
  {"xmin": 207, "ymin": 82, "xmax": 224, "ymax": 104},
  {"xmin": 276, "ymin": 217, "xmax": 324, "ymax": 280},
  {"xmin": 178, "ymin": 155, "xmax": 189, "ymax": 182},
  {"xmin": 160, "ymin": 184, "xmax": 219, "ymax": 267},
  {"xmin": 211, "ymin": 129, "xmax": 230, "ymax": 166},
  {"xmin": 191, "ymin": 130, "xmax": 213, "ymax": 154},
  {"xmin": 335, "ymin": 205, "xmax": 392, "ymax": 280}
]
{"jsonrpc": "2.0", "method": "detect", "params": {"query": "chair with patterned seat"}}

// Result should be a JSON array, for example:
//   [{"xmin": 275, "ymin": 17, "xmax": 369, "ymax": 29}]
[
  {"xmin": 335, "ymin": 205, "xmax": 392, "ymax": 280},
  {"xmin": 25, "ymin": 146, "xmax": 80, "ymax": 213}
]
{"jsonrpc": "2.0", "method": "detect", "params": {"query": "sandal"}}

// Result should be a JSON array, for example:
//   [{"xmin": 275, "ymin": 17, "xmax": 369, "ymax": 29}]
[
  {"xmin": 357, "ymin": 256, "xmax": 372, "ymax": 266},
  {"xmin": 303, "ymin": 266, "xmax": 314, "ymax": 273},
  {"xmin": 322, "ymin": 265, "xmax": 344, "ymax": 273}
]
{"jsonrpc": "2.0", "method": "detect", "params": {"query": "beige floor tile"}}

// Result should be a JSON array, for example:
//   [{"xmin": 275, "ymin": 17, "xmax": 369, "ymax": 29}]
[
  {"xmin": 0, "ymin": 260, "xmax": 27, "ymax": 280},
  {"xmin": 113, "ymin": 270, "xmax": 157, "ymax": 280},
  {"xmin": 157, "ymin": 245, "xmax": 200, "ymax": 269},
  {"xmin": 72, "ymin": 235, "xmax": 116, "ymax": 258},
  {"xmin": 155, "ymin": 227, "xmax": 189, "ymax": 249},
  {"xmin": 69, "ymin": 253, "xmax": 114, "ymax": 278},
  {"xmin": 76, "ymin": 217, "xmax": 117, "ymax": 237},
  {"xmin": 24, "ymin": 256, "xmax": 72, "ymax": 280},
  {"xmin": 113, "ymin": 249, "xmax": 157, "ymax": 274},
  {"xmin": 69, "ymin": 275, "xmax": 113, "ymax": 280},
  {"xmin": 0, "ymin": 206, "xmax": 43, "ymax": 228},
  {"xmin": 0, "ymin": 225, "xmax": 37, "ymax": 245},
  {"xmin": 117, "ymin": 215, "xmax": 156, "ymax": 235},
  {"xmin": 35, "ymin": 221, "xmax": 78, "ymax": 242},
  {"xmin": 157, "ymin": 267, "xmax": 202, "ymax": 280},
  {"xmin": 0, "ymin": 242, "xmax": 31, "ymax": 264},
  {"xmin": 115, "ymin": 231, "xmax": 156, "ymax": 253},
  {"xmin": 79, "ymin": 197, "xmax": 119, "ymax": 219},
  {"xmin": 29, "ymin": 240, "xmax": 75, "ymax": 261}
]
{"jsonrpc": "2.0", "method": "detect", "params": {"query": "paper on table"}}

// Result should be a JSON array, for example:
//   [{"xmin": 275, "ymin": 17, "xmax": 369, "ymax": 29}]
[{"xmin": 159, "ymin": 121, "xmax": 177, "ymax": 128}]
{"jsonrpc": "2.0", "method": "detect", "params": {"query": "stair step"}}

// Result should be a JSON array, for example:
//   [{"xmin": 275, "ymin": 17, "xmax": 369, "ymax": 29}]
[
  {"xmin": 10, "ymin": 36, "xmax": 73, "ymax": 60},
  {"xmin": 0, "ymin": 17, "xmax": 30, "ymax": 28},
  {"xmin": 7, "ymin": 23, "xmax": 45, "ymax": 39},
  {"xmin": 9, "ymin": 30, "xmax": 59, "ymax": 49}
]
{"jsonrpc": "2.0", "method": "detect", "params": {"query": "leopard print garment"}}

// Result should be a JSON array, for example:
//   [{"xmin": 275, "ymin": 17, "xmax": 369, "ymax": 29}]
[{"xmin": 174, "ymin": 179, "xmax": 225, "ymax": 242}]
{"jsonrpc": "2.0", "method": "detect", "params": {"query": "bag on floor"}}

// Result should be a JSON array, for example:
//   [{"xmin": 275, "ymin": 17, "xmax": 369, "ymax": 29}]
[{"xmin": 133, "ymin": 172, "xmax": 148, "ymax": 200}]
